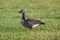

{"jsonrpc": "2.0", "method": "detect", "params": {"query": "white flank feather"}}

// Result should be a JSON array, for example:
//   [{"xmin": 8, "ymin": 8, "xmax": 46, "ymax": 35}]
[{"xmin": 32, "ymin": 24, "xmax": 39, "ymax": 28}]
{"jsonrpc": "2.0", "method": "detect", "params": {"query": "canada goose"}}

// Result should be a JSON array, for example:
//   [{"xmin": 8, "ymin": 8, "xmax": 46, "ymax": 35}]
[{"xmin": 19, "ymin": 10, "xmax": 45, "ymax": 29}]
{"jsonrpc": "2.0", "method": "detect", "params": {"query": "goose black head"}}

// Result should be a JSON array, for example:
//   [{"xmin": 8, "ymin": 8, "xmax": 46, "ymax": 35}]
[
  {"xmin": 19, "ymin": 10, "xmax": 25, "ymax": 13},
  {"xmin": 19, "ymin": 10, "xmax": 25, "ymax": 20}
]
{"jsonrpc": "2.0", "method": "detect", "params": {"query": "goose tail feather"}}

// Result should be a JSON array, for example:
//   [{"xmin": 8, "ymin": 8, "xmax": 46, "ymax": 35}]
[{"xmin": 41, "ymin": 22, "xmax": 45, "ymax": 25}]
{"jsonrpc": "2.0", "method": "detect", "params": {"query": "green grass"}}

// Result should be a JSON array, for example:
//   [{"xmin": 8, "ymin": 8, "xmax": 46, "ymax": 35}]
[{"xmin": 0, "ymin": 0, "xmax": 60, "ymax": 40}]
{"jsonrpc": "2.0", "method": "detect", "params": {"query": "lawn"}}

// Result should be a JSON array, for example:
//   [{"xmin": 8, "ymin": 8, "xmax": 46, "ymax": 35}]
[{"xmin": 0, "ymin": 0, "xmax": 60, "ymax": 40}]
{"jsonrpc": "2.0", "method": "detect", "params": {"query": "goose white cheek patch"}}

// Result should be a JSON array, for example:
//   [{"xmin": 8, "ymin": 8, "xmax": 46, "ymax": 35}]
[{"xmin": 32, "ymin": 24, "xmax": 39, "ymax": 28}]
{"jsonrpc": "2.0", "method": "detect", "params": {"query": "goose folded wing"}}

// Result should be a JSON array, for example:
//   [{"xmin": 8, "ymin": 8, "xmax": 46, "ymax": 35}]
[{"xmin": 25, "ymin": 19, "xmax": 41, "ymax": 25}]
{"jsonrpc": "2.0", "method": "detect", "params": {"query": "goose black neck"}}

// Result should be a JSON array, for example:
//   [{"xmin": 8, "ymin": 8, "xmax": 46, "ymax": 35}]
[{"xmin": 22, "ymin": 12, "xmax": 25, "ymax": 20}]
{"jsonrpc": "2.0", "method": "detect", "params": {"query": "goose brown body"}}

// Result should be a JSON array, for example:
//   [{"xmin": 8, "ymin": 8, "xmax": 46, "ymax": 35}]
[
  {"xmin": 21, "ymin": 19, "xmax": 45, "ymax": 29},
  {"xmin": 20, "ymin": 10, "xmax": 45, "ymax": 29}
]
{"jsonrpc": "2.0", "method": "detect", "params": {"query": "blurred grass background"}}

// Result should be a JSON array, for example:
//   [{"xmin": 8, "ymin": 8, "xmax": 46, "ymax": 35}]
[{"xmin": 0, "ymin": 0, "xmax": 60, "ymax": 40}]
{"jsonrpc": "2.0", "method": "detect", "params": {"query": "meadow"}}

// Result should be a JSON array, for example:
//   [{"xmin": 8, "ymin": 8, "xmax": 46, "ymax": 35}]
[{"xmin": 0, "ymin": 0, "xmax": 60, "ymax": 40}]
